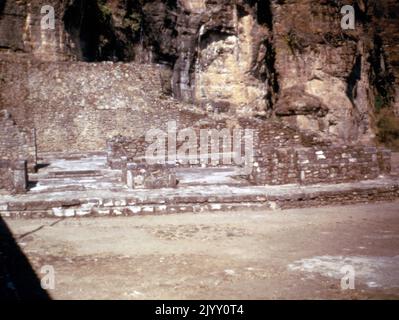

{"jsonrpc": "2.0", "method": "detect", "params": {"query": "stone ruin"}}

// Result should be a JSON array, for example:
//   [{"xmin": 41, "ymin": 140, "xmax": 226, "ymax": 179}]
[
  {"xmin": 0, "ymin": 59, "xmax": 397, "ymax": 217},
  {"xmin": 0, "ymin": 110, "xmax": 37, "ymax": 194},
  {"xmin": 0, "ymin": 81, "xmax": 393, "ymax": 198},
  {"xmin": 106, "ymin": 117, "xmax": 392, "ymax": 190}
]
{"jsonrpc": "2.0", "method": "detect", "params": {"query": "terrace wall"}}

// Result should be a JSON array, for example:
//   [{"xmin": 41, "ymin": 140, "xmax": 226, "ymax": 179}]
[
  {"xmin": 250, "ymin": 146, "xmax": 391, "ymax": 186},
  {"xmin": 0, "ymin": 56, "xmax": 204, "ymax": 153}
]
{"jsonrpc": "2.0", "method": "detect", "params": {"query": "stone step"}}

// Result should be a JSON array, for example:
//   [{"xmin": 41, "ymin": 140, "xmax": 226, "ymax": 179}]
[
  {"xmin": 176, "ymin": 167, "xmax": 250, "ymax": 186},
  {"xmin": 1, "ymin": 178, "xmax": 398, "ymax": 218},
  {"xmin": 43, "ymin": 170, "xmax": 103, "ymax": 178},
  {"xmin": 29, "ymin": 171, "xmax": 122, "ymax": 183},
  {"xmin": 37, "ymin": 152, "xmax": 107, "ymax": 161},
  {"xmin": 27, "ymin": 180, "xmax": 126, "ymax": 194},
  {"xmin": 30, "ymin": 176, "xmax": 122, "ymax": 185}
]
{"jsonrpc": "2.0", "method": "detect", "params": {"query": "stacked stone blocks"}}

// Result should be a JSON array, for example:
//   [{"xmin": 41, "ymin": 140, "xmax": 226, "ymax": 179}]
[
  {"xmin": 107, "ymin": 118, "xmax": 393, "ymax": 188},
  {"xmin": 251, "ymin": 146, "xmax": 391, "ymax": 186},
  {"xmin": 0, "ymin": 110, "xmax": 36, "ymax": 194}
]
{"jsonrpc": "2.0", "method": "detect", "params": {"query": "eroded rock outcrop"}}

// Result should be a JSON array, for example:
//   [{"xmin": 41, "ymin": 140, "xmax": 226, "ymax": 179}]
[
  {"xmin": 139, "ymin": 0, "xmax": 398, "ymax": 143},
  {"xmin": 0, "ymin": 0, "xmax": 75, "ymax": 61},
  {"xmin": 0, "ymin": 0, "xmax": 398, "ymax": 144}
]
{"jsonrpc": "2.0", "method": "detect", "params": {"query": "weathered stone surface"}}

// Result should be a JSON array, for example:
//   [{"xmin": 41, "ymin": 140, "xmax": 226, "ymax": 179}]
[
  {"xmin": 275, "ymin": 87, "xmax": 329, "ymax": 118},
  {"xmin": 0, "ymin": 0, "xmax": 76, "ymax": 61},
  {"xmin": 0, "ymin": 110, "xmax": 33, "ymax": 194},
  {"xmin": 250, "ymin": 145, "xmax": 391, "ymax": 186},
  {"xmin": 1, "ymin": 177, "xmax": 398, "ymax": 218},
  {"xmin": 125, "ymin": 162, "xmax": 177, "ymax": 189},
  {"xmin": 0, "ymin": 59, "xmax": 205, "ymax": 152},
  {"xmin": 1, "ymin": 0, "xmax": 398, "ymax": 142},
  {"xmin": 0, "ymin": 0, "xmax": 398, "ymax": 202},
  {"xmin": 0, "ymin": 110, "xmax": 37, "ymax": 172}
]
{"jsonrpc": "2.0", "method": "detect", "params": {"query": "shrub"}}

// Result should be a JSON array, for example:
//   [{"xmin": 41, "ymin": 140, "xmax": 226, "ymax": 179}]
[
  {"xmin": 376, "ymin": 109, "xmax": 399, "ymax": 151},
  {"xmin": 283, "ymin": 30, "xmax": 303, "ymax": 55},
  {"xmin": 98, "ymin": 1, "xmax": 112, "ymax": 24},
  {"xmin": 374, "ymin": 91, "xmax": 393, "ymax": 112},
  {"xmin": 124, "ymin": 12, "xmax": 142, "ymax": 34}
]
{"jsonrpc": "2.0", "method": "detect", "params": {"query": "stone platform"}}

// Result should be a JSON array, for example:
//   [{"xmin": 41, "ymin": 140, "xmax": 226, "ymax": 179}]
[{"xmin": 0, "ymin": 153, "xmax": 398, "ymax": 219}]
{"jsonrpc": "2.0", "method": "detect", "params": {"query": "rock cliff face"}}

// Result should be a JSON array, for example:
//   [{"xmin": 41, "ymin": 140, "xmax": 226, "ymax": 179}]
[
  {"xmin": 142, "ymin": 0, "xmax": 276, "ymax": 118},
  {"xmin": 0, "ymin": 0, "xmax": 398, "ymax": 144},
  {"xmin": 0, "ymin": 0, "xmax": 75, "ymax": 61}
]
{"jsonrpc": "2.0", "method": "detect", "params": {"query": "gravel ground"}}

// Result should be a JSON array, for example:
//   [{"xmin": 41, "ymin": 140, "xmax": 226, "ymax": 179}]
[{"xmin": 2, "ymin": 201, "xmax": 399, "ymax": 300}]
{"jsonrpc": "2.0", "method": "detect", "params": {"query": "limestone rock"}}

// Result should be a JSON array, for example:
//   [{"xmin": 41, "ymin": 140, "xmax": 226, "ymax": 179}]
[
  {"xmin": 275, "ymin": 87, "xmax": 329, "ymax": 117},
  {"xmin": 0, "ymin": 0, "xmax": 398, "ymax": 144}
]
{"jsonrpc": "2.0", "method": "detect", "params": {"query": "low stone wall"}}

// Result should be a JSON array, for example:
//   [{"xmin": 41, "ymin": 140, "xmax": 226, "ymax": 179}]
[
  {"xmin": 0, "ymin": 110, "xmax": 37, "ymax": 173},
  {"xmin": 1, "ymin": 179, "xmax": 398, "ymax": 218},
  {"xmin": 107, "ymin": 136, "xmax": 150, "ymax": 169},
  {"xmin": 106, "ymin": 118, "xmax": 329, "ymax": 172},
  {"xmin": 106, "ymin": 116, "xmax": 392, "ymax": 189},
  {"xmin": 123, "ymin": 161, "xmax": 177, "ymax": 189},
  {"xmin": 106, "ymin": 130, "xmax": 232, "ymax": 170},
  {"xmin": 251, "ymin": 148, "xmax": 299, "ymax": 185},
  {"xmin": 297, "ymin": 146, "xmax": 390, "ymax": 185},
  {"xmin": 0, "ymin": 160, "xmax": 28, "ymax": 194},
  {"xmin": 0, "ymin": 163, "xmax": 14, "ymax": 193},
  {"xmin": 250, "ymin": 145, "xmax": 392, "ymax": 186}
]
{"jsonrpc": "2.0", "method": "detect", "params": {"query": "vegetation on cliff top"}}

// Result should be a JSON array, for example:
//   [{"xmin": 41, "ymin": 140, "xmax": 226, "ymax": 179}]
[{"xmin": 376, "ymin": 108, "xmax": 399, "ymax": 151}]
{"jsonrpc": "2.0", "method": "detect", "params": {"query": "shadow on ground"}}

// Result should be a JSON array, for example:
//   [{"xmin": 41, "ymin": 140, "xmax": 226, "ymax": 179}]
[{"xmin": 0, "ymin": 217, "xmax": 51, "ymax": 300}]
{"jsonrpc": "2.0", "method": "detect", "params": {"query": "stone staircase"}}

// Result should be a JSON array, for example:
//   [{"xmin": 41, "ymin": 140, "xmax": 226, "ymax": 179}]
[{"xmin": 28, "ymin": 152, "xmax": 125, "ymax": 193}]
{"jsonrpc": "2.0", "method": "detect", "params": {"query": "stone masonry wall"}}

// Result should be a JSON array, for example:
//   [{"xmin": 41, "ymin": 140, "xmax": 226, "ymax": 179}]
[
  {"xmin": 107, "ymin": 114, "xmax": 392, "ymax": 188},
  {"xmin": 0, "ymin": 162, "xmax": 14, "ymax": 193},
  {"xmin": 0, "ymin": 110, "xmax": 37, "ymax": 172},
  {"xmin": 124, "ymin": 161, "xmax": 177, "ymax": 190},
  {"xmin": 1, "ymin": 0, "xmax": 399, "ymax": 145},
  {"xmin": 297, "ymin": 146, "xmax": 391, "ymax": 185},
  {"xmin": 107, "ymin": 119, "xmax": 234, "ymax": 169},
  {"xmin": 0, "ymin": 160, "xmax": 28, "ymax": 194},
  {"xmin": 107, "ymin": 136, "xmax": 149, "ymax": 169},
  {"xmin": 0, "ymin": 55, "xmax": 205, "ymax": 153},
  {"xmin": 106, "ymin": 118, "xmax": 322, "ymax": 169},
  {"xmin": 250, "ymin": 145, "xmax": 392, "ymax": 186},
  {"xmin": 251, "ymin": 148, "xmax": 299, "ymax": 185}
]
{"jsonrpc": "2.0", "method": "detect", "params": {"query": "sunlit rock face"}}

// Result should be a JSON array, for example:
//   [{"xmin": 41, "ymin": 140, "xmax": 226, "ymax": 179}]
[
  {"xmin": 146, "ymin": 0, "xmax": 397, "ymax": 142},
  {"xmin": 194, "ymin": 13, "xmax": 269, "ymax": 117},
  {"xmin": 180, "ymin": 0, "xmax": 207, "ymax": 13},
  {"xmin": 0, "ymin": 0, "xmax": 398, "ymax": 143},
  {"xmin": 271, "ymin": 1, "xmax": 371, "ymax": 142},
  {"xmin": 168, "ymin": 0, "xmax": 398, "ymax": 142},
  {"xmin": 0, "ymin": 0, "xmax": 74, "ymax": 61},
  {"xmin": 168, "ymin": 1, "xmax": 275, "ymax": 117}
]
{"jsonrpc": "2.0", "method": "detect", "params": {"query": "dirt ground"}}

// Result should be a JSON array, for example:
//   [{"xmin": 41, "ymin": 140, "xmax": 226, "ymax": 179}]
[{"xmin": 3, "ymin": 201, "xmax": 399, "ymax": 300}]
